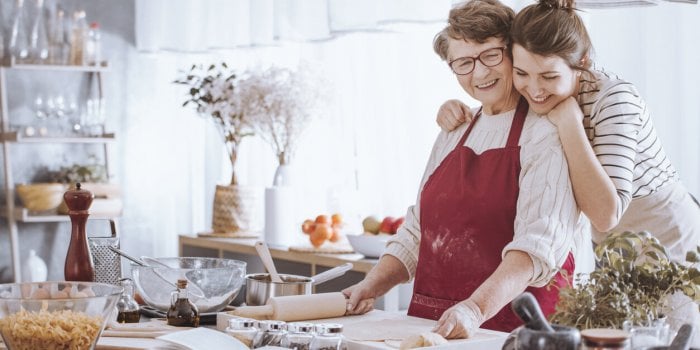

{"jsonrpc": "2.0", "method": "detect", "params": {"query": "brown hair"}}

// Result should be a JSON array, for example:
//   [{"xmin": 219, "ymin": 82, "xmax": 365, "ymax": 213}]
[
  {"xmin": 433, "ymin": 0, "xmax": 515, "ymax": 61},
  {"xmin": 510, "ymin": 0, "xmax": 593, "ymax": 70}
]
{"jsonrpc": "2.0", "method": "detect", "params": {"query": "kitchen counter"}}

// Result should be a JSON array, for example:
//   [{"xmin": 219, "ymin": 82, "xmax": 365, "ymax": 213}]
[
  {"xmin": 178, "ymin": 235, "xmax": 377, "ymax": 273},
  {"xmin": 91, "ymin": 310, "xmax": 507, "ymax": 350},
  {"xmin": 179, "ymin": 235, "xmax": 412, "ymax": 312}
]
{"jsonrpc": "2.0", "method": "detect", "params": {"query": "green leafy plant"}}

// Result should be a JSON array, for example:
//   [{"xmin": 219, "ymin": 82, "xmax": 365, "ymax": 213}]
[
  {"xmin": 34, "ymin": 157, "xmax": 107, "ymax": 184},
  {"xmin": 551, "ymin": 231, "xmax": 700, "ymax": 329}
]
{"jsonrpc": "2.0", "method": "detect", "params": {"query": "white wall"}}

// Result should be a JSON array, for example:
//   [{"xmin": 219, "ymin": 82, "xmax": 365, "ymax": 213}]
[{"xmin": 584, "ymin": 4, "xmax": 700, "ymax": 197}]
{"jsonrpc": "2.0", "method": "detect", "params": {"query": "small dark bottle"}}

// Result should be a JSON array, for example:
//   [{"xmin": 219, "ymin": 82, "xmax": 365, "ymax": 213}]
[
  {"xmin": 167, "ymin": 279, "xmax": 200, "ymax": 327},
  {"xmin": 63, "ymin": 183, "xmax": 95, "ymax": 282},
  {"xmin": 116, "ymin": 278, "xmax": 141, "ymax": 323}
]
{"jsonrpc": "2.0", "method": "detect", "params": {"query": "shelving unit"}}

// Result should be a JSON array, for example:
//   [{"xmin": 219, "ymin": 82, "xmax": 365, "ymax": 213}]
[{"xmin": 0, "ymin": 62, "xmax": 119, "ymax": 282}]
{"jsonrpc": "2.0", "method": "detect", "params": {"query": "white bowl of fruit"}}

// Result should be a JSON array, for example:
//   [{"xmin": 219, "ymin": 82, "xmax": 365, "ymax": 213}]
[{"xmin": 346, "ymin": 215, "xmax": 405, "ymax": 258}]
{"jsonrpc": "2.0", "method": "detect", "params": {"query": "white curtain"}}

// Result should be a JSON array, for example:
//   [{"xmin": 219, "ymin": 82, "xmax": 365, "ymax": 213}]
[
  {"xmin": 134, "ymin": 0, "xmax": 454, "ymax": 52},
  {"xmin": 123, "ymin": 1, "xmax": 700, "ymax": 259}
]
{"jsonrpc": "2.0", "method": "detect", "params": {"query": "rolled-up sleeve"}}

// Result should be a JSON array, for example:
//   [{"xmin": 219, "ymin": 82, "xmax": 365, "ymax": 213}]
[
  {"xmin": 385, "ymin": 204, "xmax": 421, "ymax": 280},
  {"xmin": 504, "ymin": 117, "xmax": 580, "ymax": 287}
]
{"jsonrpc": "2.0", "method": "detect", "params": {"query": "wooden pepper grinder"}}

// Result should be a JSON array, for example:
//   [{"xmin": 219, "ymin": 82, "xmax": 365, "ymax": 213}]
[{"xmin": 64, "ymin": 183, "xmax": 95, "ymax": 281}]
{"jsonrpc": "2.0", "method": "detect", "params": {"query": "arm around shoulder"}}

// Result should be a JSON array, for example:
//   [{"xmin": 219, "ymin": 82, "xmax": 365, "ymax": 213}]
[{"xmin": 549, "ymin": 97, "xmax": 621, "ymax": 232}]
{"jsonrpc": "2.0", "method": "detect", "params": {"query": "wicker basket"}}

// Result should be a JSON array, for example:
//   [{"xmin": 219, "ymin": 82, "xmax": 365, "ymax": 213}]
[
  {"xmin": 15, "ymin": 183, "xmax": 68, "ymax": 212},
  {"xmin": 212, "ymin": 184, "xmax": 257, "ymax": 233}
]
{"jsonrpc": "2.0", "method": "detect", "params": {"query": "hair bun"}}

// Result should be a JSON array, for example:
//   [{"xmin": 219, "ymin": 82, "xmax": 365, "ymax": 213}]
[{"xmin": 538, "ymin": 0, "xmax": 576, "ymax": 10}]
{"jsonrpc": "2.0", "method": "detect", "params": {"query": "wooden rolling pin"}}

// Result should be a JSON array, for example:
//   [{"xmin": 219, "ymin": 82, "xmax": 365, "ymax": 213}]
[{"xmin": 228, "ymin": 292, "xmax": 347, "ymax": 321}]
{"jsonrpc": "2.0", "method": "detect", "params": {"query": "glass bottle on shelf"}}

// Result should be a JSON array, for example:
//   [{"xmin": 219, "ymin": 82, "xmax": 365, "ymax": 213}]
[
  {"xmin": 9, "ymin": 0, "xmax": 30, "ymax": 63},
  {"xmin": 116, "ymin": 278, "xmax": 140, "ymax": 323},
  {"xmin": 85, "ymin": 22, "xmax": 101, "ymax": 66},
  {"xmin": 28, "ymin": 0, "xmax": 49, "ymax": 64},
  {"xmin": 69, "ymin": 10, "xmax": 87, "ymax": 65},
  {"xmin": 166, "ymin": 279, "xmax": 200, "ymax": 327},
  {"xmin": 49, "ymin": 8, "xmax": 68, "ymax": 65},
  {"xmin": 82, "ymin": 72, "xmax": 105, "ymax": 136},
  {"xmin": 0, "ymin": 15, "xmax": 4, "ymax": 62}
]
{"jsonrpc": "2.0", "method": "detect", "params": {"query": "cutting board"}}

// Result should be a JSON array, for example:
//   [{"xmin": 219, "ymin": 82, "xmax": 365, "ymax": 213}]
[
  {"xmin": 288, "ymin": 243, "xmax": 354, "ymax": 254},
  {"xmin": 303, "ymin": 310, "xmax": 508, "ymax": 350},
  {"xmin": 197, "ymin": 231, "xmax": 259, "ymax": 239},
  {"xmin": 96, "ymin": 337, "xmax": 176, "ymax": 350}
]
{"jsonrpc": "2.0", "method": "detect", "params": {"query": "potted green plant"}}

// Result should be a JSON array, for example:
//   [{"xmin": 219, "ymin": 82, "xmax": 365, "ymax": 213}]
[
  {"xmin": 551, "ymin": 231, "xmax": 700, "ymax": 330},
  {"xmin": 18, "ymin": 158, "xmax": 114, "ymax": 214},
  {"xmin": 37, "ymin": 160, "xmax": 121, "ymax": 215}
]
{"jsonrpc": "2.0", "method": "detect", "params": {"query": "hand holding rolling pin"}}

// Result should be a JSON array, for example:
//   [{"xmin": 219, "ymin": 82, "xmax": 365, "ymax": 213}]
[{"xmin": 342, "ymin": 281, "xmax": 376, "ymax": 315}]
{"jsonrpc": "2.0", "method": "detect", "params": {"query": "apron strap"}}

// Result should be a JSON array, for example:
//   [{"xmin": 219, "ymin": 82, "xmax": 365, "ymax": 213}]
[
  {"xmin": 505, "ymin": 97, "xmax": 529, "ymax": 148},
  {"xmin": 457, "ymin": 107, "xmax": 483, "ymax": 147}
]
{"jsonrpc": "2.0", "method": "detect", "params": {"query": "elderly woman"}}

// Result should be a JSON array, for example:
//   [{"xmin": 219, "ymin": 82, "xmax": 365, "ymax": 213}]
[{"xmin": 343, "ymin": 0, "xmax": 581, "ymax": 338}]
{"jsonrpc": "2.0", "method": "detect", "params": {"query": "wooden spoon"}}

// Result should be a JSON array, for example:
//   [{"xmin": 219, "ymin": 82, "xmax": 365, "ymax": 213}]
[{"xmin": 255, "ymin": 241, "xmax": 283, "ymax": 283}]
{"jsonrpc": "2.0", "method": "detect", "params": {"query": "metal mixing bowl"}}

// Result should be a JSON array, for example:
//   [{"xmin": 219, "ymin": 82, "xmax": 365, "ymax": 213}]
[
  {"xmin": 0, "ymin": 281, "xmax": 122, "ymax": 350},
  {"xmin": 131, "ymin": 257, "xmax": 246, "ymax": 313}
]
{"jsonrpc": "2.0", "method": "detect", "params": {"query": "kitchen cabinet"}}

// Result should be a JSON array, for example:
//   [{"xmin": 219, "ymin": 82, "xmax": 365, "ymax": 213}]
[
  {"xmin": 0, "ymin": 59, "xmax": 120, "ymax": 282},
  {"xmin": 178, "ymin": 235, "xmax": 413, "ymax": 312}
]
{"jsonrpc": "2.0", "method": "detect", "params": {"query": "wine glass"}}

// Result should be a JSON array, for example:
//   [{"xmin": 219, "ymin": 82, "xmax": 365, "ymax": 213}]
[{"xmin": 33, "ymin": 94, "xmax": 48, "ymax": 120}]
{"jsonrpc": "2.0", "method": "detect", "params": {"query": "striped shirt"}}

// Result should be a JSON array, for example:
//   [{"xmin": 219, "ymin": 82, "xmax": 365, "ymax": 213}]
[
  {"xmin": 385, "ymin": 108, "xmax": 581, "ymax": 288},
  {"xmin": 577, "ymin": 69, "xmax": 679, "ymax": 222}
]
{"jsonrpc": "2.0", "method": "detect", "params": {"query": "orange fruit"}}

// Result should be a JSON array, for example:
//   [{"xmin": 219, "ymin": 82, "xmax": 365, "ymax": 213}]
[
  {"xmin": 329, "ymin": 227, "xmax": 341, "ymax": 243},
  {"xmin": 314, "ymin": 223, "xmax": 333, "ymax": 240},
  {"xmin": 315, "ymin": 214, "xmax": 330, "ymax": 224},
  {"xmin": 310, "ymin": 229, "xmax": 327, "ymax": 248},
  {"xmin": 331, "ymin": 213, "xmax": 343, "ymax": 225},
  {"xmin": 301, "ymin": 219, "xmax": 315, "ymax": 235}
]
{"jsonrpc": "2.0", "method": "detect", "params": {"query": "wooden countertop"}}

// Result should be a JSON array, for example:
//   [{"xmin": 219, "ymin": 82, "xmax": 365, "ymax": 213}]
[{"xmin": 179, "ymin": 235, "xmax": 378, "ymax": 274}]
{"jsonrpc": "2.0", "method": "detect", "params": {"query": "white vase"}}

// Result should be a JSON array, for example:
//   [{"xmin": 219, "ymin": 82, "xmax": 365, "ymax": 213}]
[
  {"xmin": 22, "ymin": 249, "xmax": 47, "ymax": 282},
  {"xmin": 272, "ymin": 164, "xmax": 294, "ymax": 187},
  {"xmin": 264, "ymin": 187, "xmax": 296, "ymax": 247},
  {"xmin": 265, "ymin": 163, "xmax": 297, "ymax": 247}
]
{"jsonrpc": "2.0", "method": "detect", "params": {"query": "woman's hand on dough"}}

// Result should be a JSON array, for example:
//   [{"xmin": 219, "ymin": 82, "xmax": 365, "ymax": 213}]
[
  {"xmin": 342, "ymin": 282, "xmax": 376, "ymax": 315},
  {"xmin": 432, "ymin": 299, "xmax": 484, "ymax": 339}
]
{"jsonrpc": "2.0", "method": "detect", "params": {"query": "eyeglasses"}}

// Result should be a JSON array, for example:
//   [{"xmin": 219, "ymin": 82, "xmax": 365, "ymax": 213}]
[{"xmin": 448, "ymin": 47, "xmax": 507, "ymax": 75}]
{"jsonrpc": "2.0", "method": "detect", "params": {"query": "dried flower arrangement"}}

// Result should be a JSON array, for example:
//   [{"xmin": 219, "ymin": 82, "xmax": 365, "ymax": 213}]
[
  {"xmin": 237, "ymin": 65, "xmax": 323, "ymax": 166},
  {"xmin": 551, "ymin": 231, "xmax": 700, "ymax": 329}
]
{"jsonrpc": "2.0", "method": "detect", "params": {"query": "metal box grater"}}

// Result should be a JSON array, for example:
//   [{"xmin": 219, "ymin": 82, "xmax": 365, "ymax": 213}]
[{"xmin": 88, "ymin": 220, "xmax": 121, "ymax": 285}]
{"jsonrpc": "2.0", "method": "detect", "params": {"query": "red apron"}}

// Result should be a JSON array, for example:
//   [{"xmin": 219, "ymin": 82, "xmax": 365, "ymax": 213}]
[{"xmin": 407, "ymin": 97, "xmax": 574, "ymax": 332}]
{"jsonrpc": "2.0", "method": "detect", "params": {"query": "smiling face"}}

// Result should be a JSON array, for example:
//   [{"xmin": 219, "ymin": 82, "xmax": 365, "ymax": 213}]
[
  {"xmin": 447, "ymin": 37, "xmax": 518, "ymax": 115},
  {"xmin": 511, "ymin": 44, "xmax": 581, "ymax": 115}
]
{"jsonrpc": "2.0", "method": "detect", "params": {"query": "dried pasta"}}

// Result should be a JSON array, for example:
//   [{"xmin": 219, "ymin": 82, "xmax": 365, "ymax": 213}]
[{"xmin": 0, "ymin": 309, "xmax": 103, "ymax": 350}]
